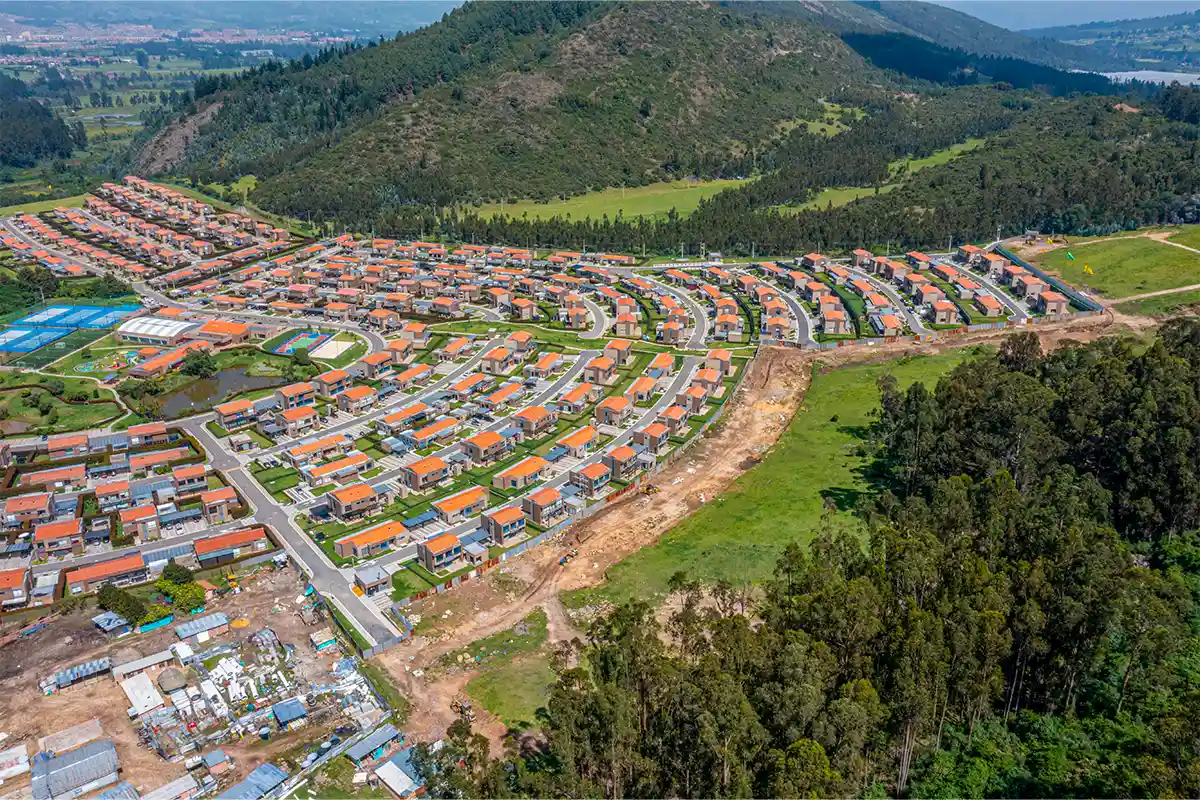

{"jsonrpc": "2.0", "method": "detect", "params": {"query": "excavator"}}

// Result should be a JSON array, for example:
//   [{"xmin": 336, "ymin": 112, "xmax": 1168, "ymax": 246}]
[{"xmin": 450, "ymin": 697, "xmax": 476, "ymax": 722}]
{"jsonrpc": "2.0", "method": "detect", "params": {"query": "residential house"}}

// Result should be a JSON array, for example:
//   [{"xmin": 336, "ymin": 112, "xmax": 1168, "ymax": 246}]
[
  {"xmin": 121, "ymin": 505, "xmax": 160, "ymax": 541},
  {"xmin": 930, "ymin": 300, "xmax": 959, "ymax": 326},
  {"xmin": 604, "ymin": 339, "xmax": 634, "ymax": 366},
  {"xmin": 625, "ymin": 376, "xmax": 657, "ymax": 404},
  {"xmin": 524, "ymin": 352, "xmax": 562, "ymax": 379},
  {"xmin": 583, "ymin": 356, "xmax": 615, "ymax": 384},
  {"xmin": 822, "ymin": 308, "xmax": 849, "ymax": 336},
  {"xmin": 4, "ymin": 492, "xmax": 52, "ymax": 528},
  {"xmin": 66, "ymin": 553, "xmax": 148, "ymax": 595},
  {"xmin": 276, "ymin": 406, "xmax": 318, "ymax": 438},
  {"xmin": 462, "ymin": 431, "xmax": 512, "ymax": 465},
  {"xmin": 974, "ymin": 294, "xmax": 1004, "ymax": 317},
  {"xmin": 391, "ymin": 363, "xmax": 433, "ymax": 390},
  {"xmin": 558, "ymin": 382, "xmax": 596, "ymax": 414},
  {"xmin": 201, "ymin": 487, "xmax": 238, "ymax": 524},
  {"xmin": 357, "ymin": 351, "xmax": 395, "ymax": 379},
  {"xmin": 483, "ymin": 506, "xmax": 526, "ymax": 546},
  {"xmin": 0, "ymin": 567, "xmax": 30, "ymax": 609},
  {"xmin": 34, "ymin": 518, "xmax": 83, "ymax": 558},
  {"xmin": 557, "ymin": 426, "xmax": 597, "ymax": 458},
  {"xmin": 481, "ymin": 347, "xmax": 516, "ymax": 375},
  {"xmin": 214, "ymin": 398, "xmax": 256, "ymax": 430},
  {"xmin": 406, "ymin": 417, "xmax": 459, "ymax": 449},
  {"xmin": 633, "ymin": 423, "xmax": 670, "ymax": 455},
  {"xmin": 432, "ymin": 486, "xmax": 488, "ymax": 524},
  {"xmin": 172, "ymin": 464, "xmax": 208, "ymax": 495},
  {"xmin": 493, "ymin": 456, "xmax": 548, "ymax": 491},
  {"xmin": 870, "ymin": 313, "xmax": 903, "ymax": 337},
  {"xmin": 328, "ymin": 482, "xmax": 393, "ymax": 522},
  {"xmin": 570, "ymin": 463, "xmax": 611, "ymax": 498},
  {"xmin": 313, "ymin": 369, "xmax": 352, "ymax": 398},
  {"xmin": 513, "ymin": 405, "xmax": 557, "ymax": 439},
  {"xmin": 334, "ymin": 520, "xmax": 406, "ymax": 559},
  {"xmin": 375, "ymin": 403, "xmax": 430, "ymax": 437},
  {"xmin": 194, "ymin": 527, "xmax": 268, "ymax": 567},
  {"xmin": 595, "ymin": 396, "xmax": 632, "ymax": 427},
  {"xmin": 657, "ymin": 404, "xmax": 689, "ymax": 436},
  {"xmin": 399, "ymin": 456, "xmax": 452, "ymax": 492},
  {"xmin": 522, "ymin": 486, "xmax": 565, "ymax": 526},
  {"xmin": 338, "ymin": 385, "xmax": 378, "ymax": 414},
  {"xmin": 603, "ymin": 445, "xmax": 641, "ymax": 481},
  {"xmin": 419, "ymin": 533, "xmax": 462, "ymax": 573},
  {"xmin": 275, "ymin": 382, "xmax": 316, "ymax": 410}
]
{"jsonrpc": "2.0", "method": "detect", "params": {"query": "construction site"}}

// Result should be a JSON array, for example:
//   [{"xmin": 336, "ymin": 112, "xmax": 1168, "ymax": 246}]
[{"xmin": 0, "ymin": 560, "xmax": 397, "ymax": 798}]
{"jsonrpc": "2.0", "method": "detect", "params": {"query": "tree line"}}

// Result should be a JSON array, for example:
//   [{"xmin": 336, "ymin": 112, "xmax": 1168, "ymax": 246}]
[
  {"xmin": 411, "ymin": 323, "xmax": 1200, "ymax": 797},
  {"xmin": 0, "ymin": 74, "xmax": 83, "ymax": 168}
]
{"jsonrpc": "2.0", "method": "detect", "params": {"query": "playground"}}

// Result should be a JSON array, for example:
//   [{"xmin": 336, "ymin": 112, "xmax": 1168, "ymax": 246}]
[
  {"xmin": 73, "ymin": 349, "xmax": 144, "ymax": 373},
  {"xmin": 272, "ymin": 330, "xmax": 331, "ymax": 355}
]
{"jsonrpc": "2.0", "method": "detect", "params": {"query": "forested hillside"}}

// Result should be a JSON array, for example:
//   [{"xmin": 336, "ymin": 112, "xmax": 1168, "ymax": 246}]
[
  {"xmin": 172, "ymin": 1, "xmax": 875, "ymax": 215},
  {"xmin": 411, "ymin": 325, "xmax": 1200, "ymax": 798},
  {"xmin": 0, "ymin": 74, "xmax": 84, "ymax": 168}
]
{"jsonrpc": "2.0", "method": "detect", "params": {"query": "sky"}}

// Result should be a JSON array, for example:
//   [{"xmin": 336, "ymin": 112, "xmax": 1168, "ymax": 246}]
[{"xmin": 931, "ymin": 1, "xmax": 1200, "ymax": 30}]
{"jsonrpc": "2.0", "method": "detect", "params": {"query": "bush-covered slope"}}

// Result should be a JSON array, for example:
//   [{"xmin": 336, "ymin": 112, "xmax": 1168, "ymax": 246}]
[{"xmin": 163, "ymin": 1, "xmax": 877, "ymax": 217}]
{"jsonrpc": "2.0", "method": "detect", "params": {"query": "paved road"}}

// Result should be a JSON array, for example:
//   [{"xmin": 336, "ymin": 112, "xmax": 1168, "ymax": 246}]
[
  {"xmin": 622, "ymin": 271, "xmax": 710, "ymax": 349},
  {"xmin": 723, "ymin": 266, "xmax": 814, "ymax": 348},
  {"xmin": 845, "ymin": 265, "xmax": 934, "ymax": 335},
  {"xmin": 580, "ymin": 298, "xmax": 608, "ymax": 339},
  {"xmin": 947, "ymin": 259, "xmax": 1030, "ymax": 320},
  {"xmin": 466, "ymin": 304, "xmax": 503, "ymax": 323}
]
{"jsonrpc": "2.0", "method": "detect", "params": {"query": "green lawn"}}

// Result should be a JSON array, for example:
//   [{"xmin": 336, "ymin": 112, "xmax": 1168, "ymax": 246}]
[
  {"xmin": 1116, "ymin": 288, "xmax": 1200, "ymax": 317},
  {"xmin": 475, "ymin": 178, "xmax": 751, "ymax": 221},
  {"xmin": 1165, "ymin": 226, "xmax": 1200, "ymax": 250},
  {"xmin": 562, "ymin": 349, "xmax": 972, "ymax": 608},
  {"xmin": 443, "ymin": 609, "xmax": 548, "ymax": 668},
  {"xmin": 0, "ymin": 194, "xmax": 89, "ymax": 217},
  {"xmin": 1035, "ymin": 236, "xmax": 1200, "ymax": 298},
  {"xmin": 467, "ymin": 656, "xmax": 555, "ymax": 729}
]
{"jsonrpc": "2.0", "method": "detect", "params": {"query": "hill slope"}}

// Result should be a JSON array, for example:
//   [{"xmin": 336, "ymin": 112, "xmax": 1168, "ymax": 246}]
[{"xmin": 168, "ymin": 1, "xmax": 878, "ymax": 218}]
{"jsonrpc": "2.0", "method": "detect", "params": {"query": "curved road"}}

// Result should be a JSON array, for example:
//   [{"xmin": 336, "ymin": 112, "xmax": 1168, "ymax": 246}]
[
  {"xmin": 631, "ymin": 273, "xmax": 709, "ymax": 349},
  {"xmin": 580, "ymin": 298, "xmax": 608, "ymax": 340},
  {"xmin": 844, "ymin": 265, "xmax": 933, "ymax": 336}
]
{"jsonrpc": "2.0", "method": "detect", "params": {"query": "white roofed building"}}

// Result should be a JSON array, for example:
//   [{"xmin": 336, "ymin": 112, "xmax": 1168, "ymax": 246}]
[{"xmin": 115, "ymin": 316, "xmax": 202, "ymax": 347}]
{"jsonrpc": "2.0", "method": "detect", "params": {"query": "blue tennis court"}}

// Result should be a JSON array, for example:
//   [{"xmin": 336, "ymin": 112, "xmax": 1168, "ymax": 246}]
[
  {"xmin": 0, "ymin": 327, "xmax": 71, "ymax": 353},
  {"xmin": 14, "ymin": 304, "xmax": 140, "ymax": 329}
]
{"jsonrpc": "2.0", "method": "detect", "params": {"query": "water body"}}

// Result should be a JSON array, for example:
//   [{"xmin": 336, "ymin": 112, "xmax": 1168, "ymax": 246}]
[
  {"xmin": 1105, "ymin": 70, "xmax": 1200, "ymax": 85},
  {"xmin": 160, "ymin": 367, "xmax": 279, "ymax": 417}
]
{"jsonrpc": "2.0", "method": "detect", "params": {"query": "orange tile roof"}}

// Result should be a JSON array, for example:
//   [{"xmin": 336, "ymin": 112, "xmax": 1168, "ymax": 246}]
[
  {"xmin": 121, "ymin": 504, "xmax": 157, "ymax": 523},
  {"xmin": 642, "ymin": 422, "xmax": 668, "ymax": 438},
  {"xmin": 465, "ymin": 431, "xmax": 503, "ymax": 449},
  {"xmin": 586, "ymin": 356, "xmax": 614, "ymax": 371},
  {"xmin": 608, "ymin": 444, "xmax": 637, "ymax": 461},
  {"xmin": 96, "ymin": 480, "xmax": 130, "ymax": 497},
  {"xmin": 173, "ymin": 464, "xmax": 206, "ymax": 480},
  {"xmin": 5, "ymin": 493, "xmax": 50, "ymax": 513},
  {"xmin": 487, "ymin": 505, "xmax": 524, "ymax": 525},
  {"xmin": 330, "ymin": 483, "xmax": 377, "ymax": 504},
  {"xmin": 515, "ymin": 405, "xmax": 551, "ymax": 423},
  {"xmin": 559, "ymin": 426, "xmax": 597, "ymax": 448},
  {"xmin": 338, "ymin": 520, "xmax": 406, "ymax": 550},
  {"xmin": 578, "ymin": 463, "xmax": 610, "ymax": 480},
  {"xmin": 201, "ymin": 486, "xmax": 237, "ymax": 503},
  {"xmin": 277, "ymin": 382, "xmax": 315, "ymax": 397},
  {"xmin": 341, "ymin": 385, "xmax": 377, "ymax": 401},
  {"xmin": 0, "ymin": 568, "xmax": 27, "ymax": 590},
  {"xmin": 527, "ymin": 486, "xmax": 561, "ymax": 506},
  {"xmin": 433, "ymin": 486, "xmax": 487, "ymax": 515},
  {"xmin": 215, "ymin": 398, "xmax": 253, "ymax": 414},
  {"xmin": 498, "ymin": 456, "xmax": 548, "ymax": 480},
  {"xmin": 195, "ymin": 527, "xmax": 265, "ymax": 555},
  {"xmin": 198, "ymin": 319, "xmax": 250, "ymax": 337},
  {"xmin": 598, "ymin": 396, "xmax": 629, "ymax": 412},
  {"xmin": 66, "ymin": 553, "xmax": 145, "ymax": 586},
  {"xmin": 316, "ymin": 369, "xmax": 349, "ymax": 384},
  {"xmin": 423, "ymin": 531, "xmax": 460, "ymax": 555},
  {"xmin": 281, "ymin": 406, "xmax": 317, "ymax": 422},
  {"xmin": 407, "ymin": 456, "xmax": 448, "ymax": 477},
  {"xmin": 34, "ymin": 518, "xmax": 81, "ymax": 541}
]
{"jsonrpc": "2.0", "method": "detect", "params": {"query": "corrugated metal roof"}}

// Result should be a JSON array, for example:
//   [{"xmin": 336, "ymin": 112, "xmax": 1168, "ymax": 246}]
[
  {"xmin": 31, "ymin": 739, "xmax": 119, "ymax": 800},
  {"xmin": 215, "ymin": 762, "xmax": 288, "ymax": 800},
  {"xmin": 175, "ymin": 612, "xmax": 229, "ymax": 639},
  {"xmin": 346, "ymin": 724, "xmax": 400, "ymax": 762},
  {"xmin": 272, "ymin": 697, "xmax": 307, "ymax": 725},
  {"xmin": 143, "ymin": 773, "xmax": 199, "ymax": 800},
  {"xmin": 54, "ymin": 657, "xmax": 111, "ymax": 687},
  {"xmin": 96, "ymin": 781, "xmax": 139, "ymax": 800}
]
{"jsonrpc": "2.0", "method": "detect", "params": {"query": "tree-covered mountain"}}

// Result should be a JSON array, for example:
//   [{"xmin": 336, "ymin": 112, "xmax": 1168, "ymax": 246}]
[
  {"xmin": 0, "ymin": 74, "xmax": 84, "ymax": 168},
  {"xmin": 162, "ymin": 1, "xmax": 877, "ymax": 212}
]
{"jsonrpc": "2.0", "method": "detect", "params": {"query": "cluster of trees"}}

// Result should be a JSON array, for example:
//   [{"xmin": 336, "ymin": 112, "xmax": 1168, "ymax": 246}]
[
  {"xmin": 0, "ymin": 74, "xmax": 83, "ymax": 167},
  {"xmin": 97, "ymin": 560, "xmax": 201, "ymax": 626},
  {"xmin": 413, "ymin": 323, "xmax": 1200, "ymax": 797},
  {"xmin": 841, "ymin": 32, "xmax": 1123, "ymax": 96}
]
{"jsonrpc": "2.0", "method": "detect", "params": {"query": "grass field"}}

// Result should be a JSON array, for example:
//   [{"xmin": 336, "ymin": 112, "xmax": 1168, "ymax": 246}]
[
  {"xmin": 476, "ymin": 178, "xmax": 751, "ymax": 221},
  {"xmin": 1036, "ymin": 236, "xmax": 1200, "ymax": 298},
  {"xmin": 467, "ymin": 656, "xmax": 554, "ymax": 728},
  {"xmin": 1166, "ymin": 225, "xmax": 1200, "ymax": 250},
  {"xmin": 1115, "ymin": 288, "xmax": 1200, "ymax": 317},
  {"xmin": 562, "ymin": 349, "xmax": 972, "ymax": 608},
  {"xmin": 0, "ymin": 194, "xmax": 89, "ymax": 217}
]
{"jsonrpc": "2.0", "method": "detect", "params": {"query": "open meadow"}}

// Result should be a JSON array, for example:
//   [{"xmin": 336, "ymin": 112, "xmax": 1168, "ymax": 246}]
[
  {"xmin": 475, "ymin": 178, "xmax": 750, "ymax": 221},
  {"xmin": 1036, "ymin": 235, "xmax": 1200, "ymax": 298}
]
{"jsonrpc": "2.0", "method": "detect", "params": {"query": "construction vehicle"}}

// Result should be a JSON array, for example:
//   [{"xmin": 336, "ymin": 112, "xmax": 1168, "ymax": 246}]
[
  {"xmin": 450, "ymin": 697, "xmax": 475, "ymax": 722},
  {"xmin": 641, "ymin": 484, "xmax": 660, "ymax": 495},
  {"xmin": 226, "ymin": 571, "xmax": 238, "ymax": 590},
  {"xmin": 558, "ymin": 547, "xmax": 580, "ymax": 566}
]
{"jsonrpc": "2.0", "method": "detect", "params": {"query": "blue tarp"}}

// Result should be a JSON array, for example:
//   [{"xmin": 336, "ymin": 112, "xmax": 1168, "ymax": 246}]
[{"xmin": 272, "ymin": 698, "xmax": 307, "ymax": 726}]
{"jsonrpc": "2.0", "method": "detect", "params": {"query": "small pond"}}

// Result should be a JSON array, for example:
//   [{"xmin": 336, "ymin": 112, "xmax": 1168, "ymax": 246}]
[{"xmin": 161, "ymin": 367, "xmax": 280, "ymax": 417}]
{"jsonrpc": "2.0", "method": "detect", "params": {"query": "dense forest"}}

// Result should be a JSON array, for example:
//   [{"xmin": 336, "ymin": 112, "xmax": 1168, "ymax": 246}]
[
  {"xmin": 0, "ymin": 74, "xmax": 83, "ymax": 168},
  {"xmin": 411, "ymin": 324, "xmax": 1200, "ymax": 797}
]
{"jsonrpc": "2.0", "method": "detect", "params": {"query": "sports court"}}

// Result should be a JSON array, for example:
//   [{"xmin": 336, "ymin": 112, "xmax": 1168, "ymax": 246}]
[
  {"xmin": 0, "ymin": 327, "xmax": 71, "ymax": 353},
  {"xmin": 273, "ymin": 330, "xmax": 331, "ymax": 355},
  {"xmin": 15, "ymin": 304, "xmax": 141, "ymax": 329}
]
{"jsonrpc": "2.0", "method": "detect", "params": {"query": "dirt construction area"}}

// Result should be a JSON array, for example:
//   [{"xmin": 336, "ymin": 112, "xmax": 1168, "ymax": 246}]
[
  {"xmin": 0, "ymin": 565, "xmax": 332, "ymax": 795},
  {"xmin": 376, "ymin": 313, "xmax": 1151, "ymax": 749}
]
